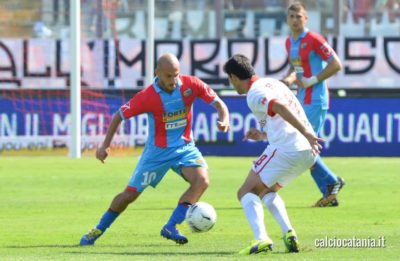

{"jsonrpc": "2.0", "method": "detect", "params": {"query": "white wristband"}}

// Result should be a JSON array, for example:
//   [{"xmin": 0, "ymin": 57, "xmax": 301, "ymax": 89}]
[{"xmin": 301, "ymin": 76, "xmax": 318, "ymax": 88}]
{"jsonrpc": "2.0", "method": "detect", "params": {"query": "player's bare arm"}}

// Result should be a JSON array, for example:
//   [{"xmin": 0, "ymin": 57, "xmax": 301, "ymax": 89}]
[
  {"xmin": 271, "ymin": 100, "xmax": 323, "ymax": 155},
  {"xmin": 213, "ymin": 97, "xmax": 230, "ymax": 132},
  {"xmin": 96, "ymin": 112, "xmax": 123, "ymax": 163},
  {"xmin": 296, "ymin": 54, "xmax": 342, "ymax": 88},
  {"xmin": 243, "ymin": 128, "xmax": 267, "ymax": 141},
  {"xmin": 316, "ymin": 54, "xmax": 342, "ymax": 82},
  {"xmin": 281, "ymin": 65, "xmax": 296, "ymax": 86}
]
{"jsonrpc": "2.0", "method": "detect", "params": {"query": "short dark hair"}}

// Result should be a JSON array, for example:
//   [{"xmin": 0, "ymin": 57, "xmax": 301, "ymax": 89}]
[
  {"xmin": 223, "ymin": 54, "xmax": 255, "ymax": 80},
  {"xmin": 288, "ymin": 1, "xmax": 307, "ymax": 13}
]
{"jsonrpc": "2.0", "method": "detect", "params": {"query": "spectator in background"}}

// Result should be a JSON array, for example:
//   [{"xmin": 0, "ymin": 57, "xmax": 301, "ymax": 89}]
[
  {"xmin": 375, "ymin": 0, "xmax": 400, "ymax": 22},
  {"xmin": 53, "ymin": 0, "xmax": 70, "ymax": 25},
  {"xmin": 81, "ymin": 0, "xmax": 98, "ymax": 38},
  {"xmin": 347, "ymin": 0, "xmax": 374, "ymax": 23},
  {"xmin": 33, "ymin": 21, "xmax": 53, "ymax": 38},
  {"xmin": 263, "ymin": 0, "xmax": 289, "ymax": 35},
  {"xmin": 183, "ymin": 0, "xmax": 207, "ymax": 10},
  {"xmin": 224, "ymin": 0, "xmax": 244, "ymax": 10},
  {"xmin": 102, "ymin": 0, "xmax": 120, "ymax": 37}
]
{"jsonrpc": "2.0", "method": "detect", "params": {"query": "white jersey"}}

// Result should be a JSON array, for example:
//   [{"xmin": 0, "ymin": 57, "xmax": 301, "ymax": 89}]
[{"xmin": 247, "ymin": 77, "xmax": 314, "ymax": 152}]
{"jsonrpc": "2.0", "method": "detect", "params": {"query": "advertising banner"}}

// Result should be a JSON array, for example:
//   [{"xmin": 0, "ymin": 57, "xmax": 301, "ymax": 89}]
[
  {"xmin": 1, "ymin": 91, "xmax": 399, "ymax": 156},
  {"xmin": 1, "ymin": 37, "xmax": 399, "ymax": 89},
  {"xmin": 194, "ymin": 97, "xmax": 400, "ymax": 157}
]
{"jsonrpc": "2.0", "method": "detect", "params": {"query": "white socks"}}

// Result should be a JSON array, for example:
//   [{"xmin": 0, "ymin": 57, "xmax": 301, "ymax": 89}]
[
  {"xmin": 240, "ymin": 193, "xmax": 269, "ymax": 241},
  {"xmin": 262, "ymin": 192, "xmax": 293, "ymax": 235}
]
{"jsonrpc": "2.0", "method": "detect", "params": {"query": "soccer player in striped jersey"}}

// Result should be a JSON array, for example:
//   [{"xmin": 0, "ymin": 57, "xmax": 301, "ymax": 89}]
[
  {"xmin": 281, "ymin": 2, "xmax": 345, "ymax": 207},
  {"xmin": 223, "ymin": 54, "xmax": 323, "ymax": 254},
  {"xmin": 80, "ymin": 53, "xmax": 230, "ymax": 246}
]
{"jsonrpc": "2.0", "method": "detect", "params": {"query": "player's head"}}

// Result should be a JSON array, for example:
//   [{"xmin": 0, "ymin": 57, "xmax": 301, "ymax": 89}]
[
  {"xmin": 156, "ymin": 53, "xmax": 180, "ymax": 93},
  {"xmin": 223, "ymin": 54, "xmax": 255, "ymax": 94},
  {"xmin": 287, "ymin": 2, "xmax": 308, "ymax": 34}
]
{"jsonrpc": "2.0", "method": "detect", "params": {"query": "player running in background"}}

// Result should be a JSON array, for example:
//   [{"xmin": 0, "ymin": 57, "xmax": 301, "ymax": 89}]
[
  {"xmin": 223, "ymin": 54, "xmax": 323, "ymax": 254},
  {"xmin": 80, "ymin": 53, "xmax": 230, "ymax": 246},
  {"xmin": 281, "ymin": 2, "xmax": 345, "ymax": 207}
]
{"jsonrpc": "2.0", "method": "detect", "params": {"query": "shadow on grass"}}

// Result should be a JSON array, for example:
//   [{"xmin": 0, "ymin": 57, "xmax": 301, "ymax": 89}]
[
  {"xmin": 4, "ymin": 244, "xmax": 162, "ymax": 249},
  {"xmin": 5, "ymin": 244, "xmax": 82, "ymax": 248},
  {"xmin": 4, "ymin": 245, "xmax": 312, "ymax": 256},
  {"xmin": 128, "ymin": 206, "xmax": 322, "ymax": 211},
  {"xmin": 129, "ymin": 207, "xmax": 243, "ymax": 211},
  {"xmin": 65, "ymin": 250, "xmax": 235, "ymax": 256},
  {"xmin": 64, "ymin": 250, "xmax": 309, "ymax": 256},
  {"xmin": 106, "ymin": 206, "xmax": 314, "ymax": 211}
]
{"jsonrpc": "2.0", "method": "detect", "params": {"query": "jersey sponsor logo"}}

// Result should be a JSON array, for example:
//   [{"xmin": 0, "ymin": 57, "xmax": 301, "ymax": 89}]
[
  {"xmin": 291, "ymin": 57, "xmax": 301, "ymax": 65},
  {"xmin": 165, "ymin": 119, "xmax": 187, "ymax": 129},
  {"xmin": 294, "ymin": 66, "xmax": 304, "ymax": 74},
  {"xmin": 183, "ymin": 88, "xmax": 192, "ymax": 97},
  {"xmin": 163, "ymin": 108, "xmax": 188, "ymax": 122},
  {"xmin": 292, "ymin": 57, "xmax": 304, "ymax": 74}
]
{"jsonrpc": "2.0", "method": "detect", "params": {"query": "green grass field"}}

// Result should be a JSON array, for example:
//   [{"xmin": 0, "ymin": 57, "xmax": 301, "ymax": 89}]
[{"xmin": 0, "ymin": 156, "xmax": 399, "ymax": 260}]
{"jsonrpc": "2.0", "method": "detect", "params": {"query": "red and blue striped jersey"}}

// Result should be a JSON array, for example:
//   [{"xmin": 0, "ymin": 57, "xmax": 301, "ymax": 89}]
[
  {"xmin": 119, "ymin": 75, "xmax": 218, "ymax": 148},
  {"xmin": 285, "ymin": 28, "xmax": 336, "ymax": 109}
]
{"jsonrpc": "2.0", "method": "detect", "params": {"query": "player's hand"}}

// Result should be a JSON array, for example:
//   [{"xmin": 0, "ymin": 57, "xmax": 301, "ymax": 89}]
[
  {"xmin": 96, "ymin": 146, "xmax": 110, "ymax": 163},
  {"xmin": 297, "ymin": 76, "xmax": 318, "ymax": 88},
  {"xmin": 243, "ymin": 128, "xmax": 267, "ymax": 141},
  {"xmin": 303, "ymin": 131, "xmax": 324, "ymax": 156},
  {"xmin": 217, "ymin": 120, "xmax": 230, "ymax": 132}
]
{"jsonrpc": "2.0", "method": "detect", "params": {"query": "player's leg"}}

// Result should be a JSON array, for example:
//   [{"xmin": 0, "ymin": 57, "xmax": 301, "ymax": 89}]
[
  {"xmin": 305, "ymin": 106, "xmax": 344, "ymax": 206},
  {"xmin": 237, "ymin": 147, "xmax": 282, "ymax": 254},
  {"xmin": 312, "ymin": 156, "xmax": 346, "ymax": 207},
  {"xmin": 261, "ymin": 187, "xmax": 299, "ymax": 253},
  {"xmin": 260, "ymin": 186, "xmax": 299, "ymax": 253},
  {"xmin": 237, "ymin": 169, "xmax": 274, "ymax": 255},
  {"xmin": 160, "ymin": 165, "xmax": 209, "ymax": 244},
  {"xmin": 257, "ymin": 151, "xmax": 297, "ymax": 252},
  {"xmin": 80, "ymin": 188, "xmax": 142, "ymax": 246},
  {"xmin": 312, "ymin": 109, "xmax": 345, "ymax": 206},
  {"xmin": 259, "ymin": 149, "xmax": 315, "ymax": 252},
  {"xmin": 80, "ymin": 150, "xmax": 167, "ymax": 246},
  {"xmin": 159, "ymin": 142, "xmax": 208, "ymax": 244},
  {"xmin": 305, "ymin": 106, "xmax": 336, "ymax": 193},
  {"xmin": 180, "ymin": 165, "xmax": 209, "ymax": 203}
]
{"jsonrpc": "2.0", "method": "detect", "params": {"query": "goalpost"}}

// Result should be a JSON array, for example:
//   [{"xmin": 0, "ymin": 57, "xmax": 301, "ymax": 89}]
[
  {"xmin": 70, "ymin": 0, "xmax": 81, "ymax": 158},
  {"xmin": 69, "ymin": 0, "xmax": 155, "ymax": 158}
]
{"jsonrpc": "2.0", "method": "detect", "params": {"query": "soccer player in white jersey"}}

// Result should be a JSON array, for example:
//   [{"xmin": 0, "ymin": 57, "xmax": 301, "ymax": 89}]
[{"xmin": 223, "ymin": 54, "xmax": 324, "ymax": 254}]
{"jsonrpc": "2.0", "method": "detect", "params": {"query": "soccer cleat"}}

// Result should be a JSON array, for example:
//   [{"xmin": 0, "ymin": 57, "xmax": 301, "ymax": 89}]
[
  {"xmin": 80, "ymin": 228, "xmax": 103, "ymax": 245},
  {"xmin": 314, "ymin": 197, "xmax": 338, "ymax": 207},
  {"xmin": 284, "ymin": 230, "xmax": 299, "ymax": 253},
  {"xmin": 238, "ymin": 239, "xmax": 273, "ymax": 255},
  {"xmin": 328, "ymin": 176, "xmax": 345, "ymax": 196},
  {"xmin": 160, "ymin": 225, "xmax": 188, "ymax": 244},
  {"xmin": 314, "ymin": 176, "xmax": 345, "ymax": 207}
]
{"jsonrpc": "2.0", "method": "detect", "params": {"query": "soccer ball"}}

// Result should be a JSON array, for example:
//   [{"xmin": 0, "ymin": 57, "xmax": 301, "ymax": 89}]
[{"xmin": 185, "ymin": 202, "xmax": 217, "ymax": 233}]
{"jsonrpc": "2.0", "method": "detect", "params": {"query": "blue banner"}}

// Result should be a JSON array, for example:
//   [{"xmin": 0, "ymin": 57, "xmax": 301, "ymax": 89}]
[
  {"xmin": 319, "ymin": 98, "xmax": 400, "ymax": 156},
  {"xmin": 193, "ymin": 97, "xmax": 400, "ymax": 157},
  {"xmin": 1, "ymin": 91, "xmax": 399, "ymax": 156}
]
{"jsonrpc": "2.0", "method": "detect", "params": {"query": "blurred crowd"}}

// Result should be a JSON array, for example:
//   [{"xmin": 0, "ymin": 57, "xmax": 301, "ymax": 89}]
[{"xmin": 0, "ymin": 0, "xmax": 399, "ymax": 38}]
